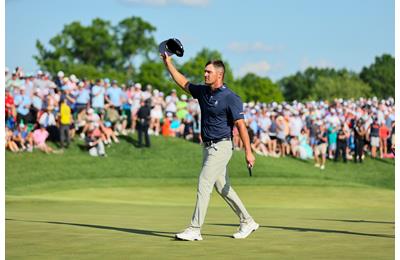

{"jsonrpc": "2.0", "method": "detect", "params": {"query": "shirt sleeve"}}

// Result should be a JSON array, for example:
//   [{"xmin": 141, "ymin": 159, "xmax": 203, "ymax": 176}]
[
  {"xmin": 227, "ymin": 93, "xmax": 245, "ymax": 121},
  {"xmin": 188, "ymin": 83, "xmax": 202, "ymax": 99}
]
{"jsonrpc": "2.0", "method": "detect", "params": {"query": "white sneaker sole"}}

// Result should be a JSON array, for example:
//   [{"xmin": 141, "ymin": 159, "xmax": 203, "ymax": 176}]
[
  {"xmin": 233, "ymin": 223, "xmax": 260, "ymax": 239},
  {"xmin": 175, "ymin": 234, "xmax": 203, "ymax": 241}
]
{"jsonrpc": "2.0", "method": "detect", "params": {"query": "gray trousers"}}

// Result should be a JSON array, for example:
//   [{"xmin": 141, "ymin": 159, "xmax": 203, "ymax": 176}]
[
  {"xmin": 89, "ymin": 140, "xmax": 105, "ymax": 156},
  {"xmin": 190, "ymin": 140, "xmax": 252, "ymax": 229},
  {"xmin": 59, "ymin": 124, "xmax": 70, "ymax": 148}
]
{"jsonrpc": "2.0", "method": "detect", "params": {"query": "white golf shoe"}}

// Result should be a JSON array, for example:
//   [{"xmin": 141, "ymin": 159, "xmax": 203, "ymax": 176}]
[
  {"xmin": 175, "ymin": 227, "xmax": 203, "ymax": 241},
  {"xmin": 233, "ymin": 220, "xmax": 259, "ymax": 239}
]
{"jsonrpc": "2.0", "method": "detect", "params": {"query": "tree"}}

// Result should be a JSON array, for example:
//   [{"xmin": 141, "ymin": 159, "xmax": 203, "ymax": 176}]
[
  {"xmin": 180, "ymin": 48, "xmax": 235, "ymax": 85},
  {"xmin": 360, "ymin": 54, "xmax": 395, "ymax": 98},
  {"xmin": 278, "ymin": 67, "xmax": 338, "ymax": 101},
  {"xmin": 236, "ymin": 73, "xmax": 283, "ymax": 103},
  {"xmin": 312, "ymin": 73, "xmax": 371, "ymax": 100},
  {"xmin": 179, "ymin": 48, "xmax": 248, "ymax": 98},
  {"xmin": 34, "ymin": 16, "xmax": 157, "ymax": 81},
  {"xmin": 136, "ymin": 60, "xmax": 175, "ymax": 93}
]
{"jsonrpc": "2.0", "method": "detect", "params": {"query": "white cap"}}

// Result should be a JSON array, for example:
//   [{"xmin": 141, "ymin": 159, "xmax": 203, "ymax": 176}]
[
  {"xmin": 57, "ymin": 71, "xmax": 64, "ymax": 78},
  {"xmin": 181, "ymin": 94, "xmax": 187, "ymax": 101},
  {"xmin": 70, "ymin": 74, "xmax": 78, "ymax": 83},
  {"xmin": 37, "ymin": 70, "xmax": 43, "ymax": 75},
  {"xmin": 135, "ymin": 83, "xmax": 142, "ymax": 89}
]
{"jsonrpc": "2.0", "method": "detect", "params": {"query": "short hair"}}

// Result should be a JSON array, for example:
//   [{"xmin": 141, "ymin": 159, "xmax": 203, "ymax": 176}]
[{"xmin": 206, "ymin": 60, "xmax": 225, "ymax": 77}]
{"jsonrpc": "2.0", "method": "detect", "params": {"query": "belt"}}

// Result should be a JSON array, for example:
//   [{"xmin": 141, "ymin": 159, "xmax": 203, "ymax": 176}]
[{"xmin": 203, "ymin": 137, "xmax": 232, "ymax": 147}]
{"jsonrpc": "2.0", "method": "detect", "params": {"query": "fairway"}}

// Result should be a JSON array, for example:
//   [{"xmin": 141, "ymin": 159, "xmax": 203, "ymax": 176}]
[{"xmin": 6, "ymin": 137, "xmax": 395, "ymax": 259}]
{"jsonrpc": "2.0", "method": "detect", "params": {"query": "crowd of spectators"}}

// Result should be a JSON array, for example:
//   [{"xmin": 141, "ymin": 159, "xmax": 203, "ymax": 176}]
[{"xmin": 4, "ymin": 67, "xmax": 395, "ymax": 167}]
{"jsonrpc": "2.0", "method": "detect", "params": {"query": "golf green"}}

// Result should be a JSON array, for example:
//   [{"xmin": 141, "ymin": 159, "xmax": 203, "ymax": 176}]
[
  {"xmin": 5, "ymin": 137, "xmax": 395, "ymax": 259},
  {"xmin": 6, "ymin": 185, "xmax": 394, "ymax": 259}
]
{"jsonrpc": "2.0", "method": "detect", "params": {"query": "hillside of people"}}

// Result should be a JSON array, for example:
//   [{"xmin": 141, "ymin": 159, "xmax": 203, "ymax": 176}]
[{"xmin": 5, "ymin": 67, "xmax": 395, "ymax": 170}]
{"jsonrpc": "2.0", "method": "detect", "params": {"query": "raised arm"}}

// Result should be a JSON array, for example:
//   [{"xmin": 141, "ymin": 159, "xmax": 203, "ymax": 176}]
[{"xmin": 160, "ymin": 53, "xmax": 190, "ymax": 94}]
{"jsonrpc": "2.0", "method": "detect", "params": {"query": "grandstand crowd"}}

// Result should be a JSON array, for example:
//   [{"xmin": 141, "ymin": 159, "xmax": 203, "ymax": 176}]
[{"xmin": 4, "ymin": 67, "xmax": 395, "ymax": 168}]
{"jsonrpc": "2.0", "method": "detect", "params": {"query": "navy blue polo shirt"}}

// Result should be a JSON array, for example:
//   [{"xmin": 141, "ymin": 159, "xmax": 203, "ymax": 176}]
[{"xmin": 188, "ymin": 83, "xmax": 244, "ymax": 142}]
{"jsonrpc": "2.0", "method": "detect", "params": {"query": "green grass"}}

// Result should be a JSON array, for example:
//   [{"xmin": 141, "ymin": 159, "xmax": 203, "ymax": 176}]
[{"xmin": 6, "ymin": 136, "xmax": 395, "ymax": 259}]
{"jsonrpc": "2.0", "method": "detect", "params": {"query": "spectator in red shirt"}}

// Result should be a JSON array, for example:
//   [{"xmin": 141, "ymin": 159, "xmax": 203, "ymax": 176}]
[
  {"xmin": 379, "ymin": 122, "xmax": 390, "ymax": 158},
  {"xmin": 5, "ymin": 89, "xmax": 15, "ymax": 120}
]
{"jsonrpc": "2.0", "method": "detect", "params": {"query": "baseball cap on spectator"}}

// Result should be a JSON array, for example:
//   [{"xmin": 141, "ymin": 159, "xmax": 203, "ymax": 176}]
[
  {"xmin": 19, "ymin": 86, "xmax": 26, "ymax": 91},
  {"xmin": 159, "ymin": 92, "xmax": 164, "ymax": 97},
  {"xmin": 135, "ymin": 83, "xmax": 142, "ymax": 89},
  {"xmin": 70, "ymin": 74, "xmax": 78, "ymax": 83},
  {"xmin": 146, "ymin": 84, "xmax": 152, "ymax": 90},
  {"xmin": 181, "ymin": 94, "xmax": 187, "ymax": 101},
  {"xmin": 153, "ymin": 89, "xmax": 159, "ymax": 95},
  {"xmin": 78, "ymin": 81, "xmax": 85, "ymax": 87},
  {"xmin": 37, "ymin": 70, "xmax": 43, "ymax": 76},
  {"xmin": 104, "ymin": 78, "xmax": 110, "ymax": 84},
  {"xmin": 171, "ymin": 89, "xmax": 177, "ymax": 93},
  {"xmin": 166, "ymin": 112, "xmax": 173, "ymax": 118},
  {"xmin": 111, "ymin": 79, "xmax": 118, "ymax": 84},
  {"xmin": 57, "ymin": 71, "xmax": 64, "ymax": 78},
  {"xmin": 87, "ymin": 108, "xmax": 94, "ymax": 114}
]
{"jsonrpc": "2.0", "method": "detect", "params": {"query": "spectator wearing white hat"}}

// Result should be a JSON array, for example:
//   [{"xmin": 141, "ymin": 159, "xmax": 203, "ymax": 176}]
[
  {"xmin": 14, "ymin": 86, "xmax": 32, "ymax": 124},
  {"xmin": 54, "ymin": 71, "xmax": 65, "ymax": 89},
  {"xmin": 6, "ymin": 72, "xmax": 23, "ymax": 95},
  {"xmin": 149, "ymin": 89, "xmax": 165, "ymax": 135},
  {"xmin": 165, "ymin": 89, "xmax": 178, "ymax": 115},
  {"xmin": 85, "ymin": 124, "xmax": 106, "ymax": 157},
  {"xmin": 128, "ymin": 83, "xmax": 143, "ymax": 132},
  {"xmin": 5, "ymin": 66, "xmax": 11, "ymax": 82},
  {"xmin": 75, "ymin": 81, "xmax": 91, "ymax": 114}
]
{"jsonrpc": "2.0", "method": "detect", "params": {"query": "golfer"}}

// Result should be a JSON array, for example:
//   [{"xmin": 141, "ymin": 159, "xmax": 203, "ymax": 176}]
[{"xmin": 161, "ymin": 53, "xmax": 259, "ymax": 241}]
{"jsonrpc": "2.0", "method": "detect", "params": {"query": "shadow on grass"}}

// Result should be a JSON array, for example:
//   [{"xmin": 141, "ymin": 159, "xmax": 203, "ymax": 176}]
[
  {"xmin": 209, "ymin": 223, "xmax": 394, "ymax": 239},
  {"xmin": 6, "ymin": 218, "xmax": 231, "ymax": 239},
  {"xmin": 313, "ymin": 219, "xmax": 395, "ymax": 225},
  {"xmin": 374, "ymin": 157, "xmax": 395, "ymax": 165},
  {"xmin": 119, "ymin": 135, "xmax": 140, "ymax": 148},
  {"xmin": 77, "ymin": 144, "xmax": 88, "ymax": 152},
  {"xmin": 290, "ymin": 157, "xmax": 311, "ymax": 164}
]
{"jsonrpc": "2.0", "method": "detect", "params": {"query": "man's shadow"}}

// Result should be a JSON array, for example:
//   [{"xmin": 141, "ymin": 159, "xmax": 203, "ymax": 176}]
[
  {"xmin": 5, "ymin": 219, "xmax": 230, "ymax": 239},
  {"xmin": 209, "ymin": 223, "xmax": 394, "ymax": 239}
]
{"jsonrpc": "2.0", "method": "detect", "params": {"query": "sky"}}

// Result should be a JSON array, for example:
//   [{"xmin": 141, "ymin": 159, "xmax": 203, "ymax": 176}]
[{"xmin": 5, "ymin": 0, "xmax": 395, "ymax": 81}]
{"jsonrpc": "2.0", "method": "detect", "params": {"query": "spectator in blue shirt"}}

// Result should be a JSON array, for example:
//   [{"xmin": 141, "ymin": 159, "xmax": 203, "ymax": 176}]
[
  {"xmin": 75, "ymin": 81, "xmax": 91, "ymax": 114},
  {"xmin": 106, "ymin": 80, "xmax": 123, "ymax": 112},
  {"xmin": 15, "ymin": 86, "xmax": 31, "ymax": 124},
  {"xmin": 91, "ymin": 79, "xmax": 105, "ymax": 114}
]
